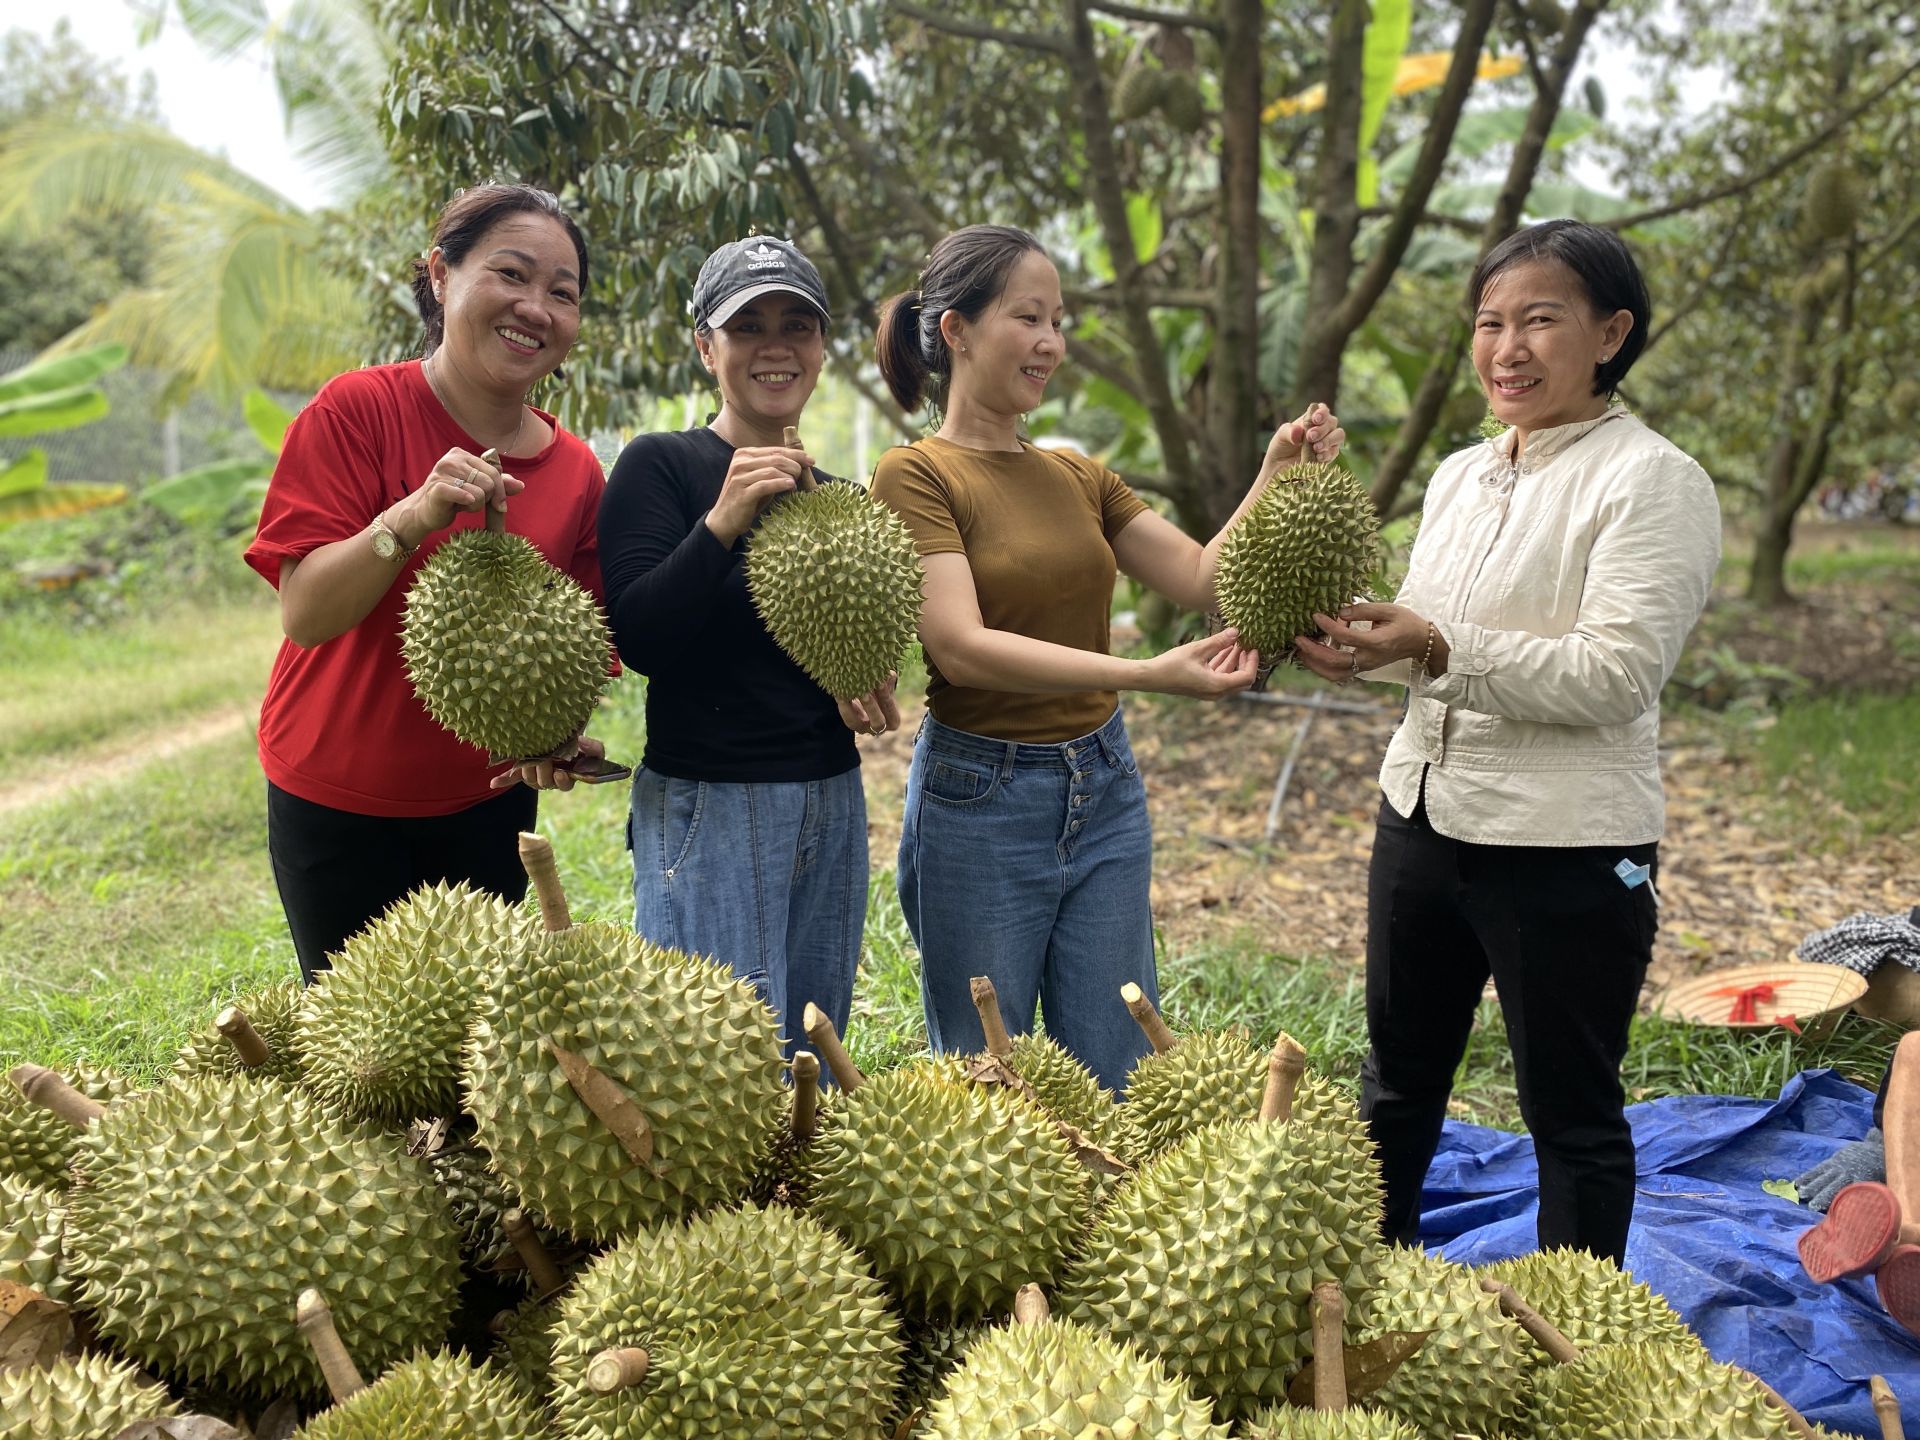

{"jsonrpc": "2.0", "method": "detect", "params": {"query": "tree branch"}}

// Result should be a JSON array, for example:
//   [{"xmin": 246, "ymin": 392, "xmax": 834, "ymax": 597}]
[
  {"xmin": 1065, "ymin": 284, "xmax": 1217, "ymax": 312},
  {"xmin": 534, "ymin": 0, "xmax": 635, "ymax": 83},
  {"xmin": 1358, "ymin": 205, "xmax": 1483, "ymax": 236},
  {"xmin": 1088, "ymin": 1, "xmax": 1223, "ymax": 35},
  {"xmin": 889, "ymin": 1, "xmax": 1070, "ymax": 54},
  {"xmin": 1069, "ymin": 336, "xmax": 1150, "ymax": 403},
  {"xmin": 1290, "ymin": 0, "xmax": 1370, "ymax": 412},
  {"xmin": 1643, "ymin": 210, "xmax": 1745, "ymax": 355},
  {"xmin": 789, "ymin": 148, "xmax": 878, "ymax": 333},
  {"xmin": 827, "ymin": 348, "xmax": 919, "ymax": 442},
  {"xmin": 826, "ymin": 113, "xmax": 948, "ymax": 245},
  {"xmin": 1606, "ymin": 56, "xmax": 1920, "ymax": 230}
]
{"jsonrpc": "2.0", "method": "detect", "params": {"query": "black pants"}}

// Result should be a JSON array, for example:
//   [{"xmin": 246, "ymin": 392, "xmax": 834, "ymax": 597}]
[
  {"xmin": 267, "ymin": 781, "xmax": 538, "ymax": 982},
  {"xmin": 1361, "ymin": 791, "xmax": 1659, "ymax": 1263}
]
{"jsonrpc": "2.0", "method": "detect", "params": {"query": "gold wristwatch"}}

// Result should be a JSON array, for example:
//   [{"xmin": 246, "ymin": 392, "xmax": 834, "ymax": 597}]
[{"xmin": 369, "ymin": 512, "xmax": 414, "ymax": 563}]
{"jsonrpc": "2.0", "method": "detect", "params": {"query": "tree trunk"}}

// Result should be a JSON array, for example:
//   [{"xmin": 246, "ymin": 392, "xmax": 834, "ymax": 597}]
[
  {"xmin": 1210, "ymin": 0, "xmax": 1264, "ymax": 507},
  {"xmin": 1292, "ymin": 0, "xmax": 1368, "ymax": 414}
]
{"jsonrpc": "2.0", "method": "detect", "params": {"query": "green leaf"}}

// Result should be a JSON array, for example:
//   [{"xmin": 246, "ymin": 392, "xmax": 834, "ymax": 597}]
[
  {"xmin": 0, "ymin": 343, "xmax": 129, "ymax": 405},
  {"xmin": 1356, "ymin": 0, "xmax": 1414, "ymax": 207},
  {"xmin": 243, "ymin": 389, "xmax": 298, "ymax": 455},
  {"xmin": 143, "ymin": 457, "xmax": 272, "ymax": 527},
  {"xmin": 1125, "ymin": 192, "xmax": 1164, "ymax": 265},
  {"xmin": 1361, "ymin": 323, "xmax": 1434, "ymax": 403},
  {"xmin": 1761, "ymin": 1178, "xmax": 1799, "ymax": 1203},
  {"xmin": 0, "ymin": 387, "xmax": 111, "ymax": 438},
  {"xmin": 1381, "ymin": 107, "xmax": 1596, "ymax": 193},
  {"xmin": 0, "ymin": 448, "xmax": 48, "ymax": 499}
]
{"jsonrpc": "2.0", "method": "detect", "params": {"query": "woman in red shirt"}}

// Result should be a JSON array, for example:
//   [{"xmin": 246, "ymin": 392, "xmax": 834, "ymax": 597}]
[{"xmin": 246, "ymin": 184, "xmax": 607, "ymax": 981}]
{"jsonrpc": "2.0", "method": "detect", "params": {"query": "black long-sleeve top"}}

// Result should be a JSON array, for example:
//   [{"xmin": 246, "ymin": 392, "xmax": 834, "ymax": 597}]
[{"xmin": 599, "ymin": 427, "xmax": 858, "ymax": 782}]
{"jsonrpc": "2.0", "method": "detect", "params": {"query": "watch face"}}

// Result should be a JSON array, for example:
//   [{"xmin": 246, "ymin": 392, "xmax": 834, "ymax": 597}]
[{"xmin": 371, "ymin": 526, "xmax": 399, "ymax": 560}]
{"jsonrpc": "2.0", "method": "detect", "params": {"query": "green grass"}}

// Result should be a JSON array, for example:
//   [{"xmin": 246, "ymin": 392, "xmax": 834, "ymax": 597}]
[
  {"xmin": 0, "ymin": 596, "xmax": 282, "ymax": 765},
  {"xmin": 1745, "ymin": 689, "xmax": 1920, "ymax": 850},
  {"xmin": 1713, "ymin": 527, "xmax": 1920, "ymax": 592}
]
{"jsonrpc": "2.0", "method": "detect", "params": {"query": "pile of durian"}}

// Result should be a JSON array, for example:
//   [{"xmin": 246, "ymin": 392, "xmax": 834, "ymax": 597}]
[{"xmin": 0, "ymin": 836, "xmax": 1852, "ymax": 1439}]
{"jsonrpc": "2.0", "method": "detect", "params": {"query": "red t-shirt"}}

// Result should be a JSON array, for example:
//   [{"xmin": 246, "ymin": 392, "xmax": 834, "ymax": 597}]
[{"xmin": 245, "ymin": 360, "xmax": 606, "ymax": 817}]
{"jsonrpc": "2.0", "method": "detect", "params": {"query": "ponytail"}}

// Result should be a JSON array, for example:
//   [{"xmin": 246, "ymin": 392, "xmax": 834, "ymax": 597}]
[
  {"xmin": 876, "ymin": 290, "xmax": 931, "ymax": 411},
  {"xmin": 874, "ymin": 224, "xmax": 1046, "ymax": 417}
]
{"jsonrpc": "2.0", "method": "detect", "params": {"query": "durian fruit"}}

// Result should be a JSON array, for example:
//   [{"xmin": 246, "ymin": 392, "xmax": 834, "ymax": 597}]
[
  {"xmin": 489, "ymin": 1293, "xmax": 560, "ymax": 1401},
  {"xmin": 57, "ymin": 1072, "xmax": 462, "ymax": 1400},
  {"xmin": 292, "ymin": 1348, "xmax": 546, "ymax": 1440},
  {"xmin": 300, "ymin": 881, "xmax": 526, "ymax": 1126},
  {"xmin": 804, "ymin": 1059, "xmax": 1091, "ymax": 1324},
  {"xmin": 550, "ymin": 1203, "xmax": 904, "ymax": 1440},
  {"xmin": 966, "ymin": 980, "xmax": 1137, "ymax": 1169},
  {"xmin": 401, "ymin": 504, "xmax": 612, "ymax": 760},
  {"xmin": 1114, "ymin": 62, "xmax": 1170, "ymax": 121},
  {"xmin": 921, "ymin": 1316, "xmax": 1230, "ymax": 1439},
  {"xmin": 749, "ymin": 1049, "xmax": 831, "ymax": 1208},
  {"xmin": 1356, "ymin": 1246, "xmax": 1533, "ymax": 1439},
  {"xmin": 1243, "ymin": 1408, "xmax": 1421, "ymax": 1440},
  {"xmin": 0, "ymin": 1173, "xmax": 71, "ymax": 1300},
  {"xmin": 1124, "ymin": 1019, "xmax": 1359, "ymax": 1160},
  {"xmin": 1059, "ymin": 1113, "xmax": 1384, "ymax": 1422},
  {"xmin": 0, "ymin": 1061, "xmax": 130, "ymax": 1187},
  {"xmin": 1159, "ymin": 71, "xmax": 1206, "ymax": 133},
  {"xmin": 174, "ymin": 980, "xmax": 305, "ymax": 1086},
  {"xmin": 420, "ymin": 1124, "xmax": 542, "ymax": 1280},
  {"xmin": 893, "ymin": 1320, "xmax": 990, "ymax": 1432},
  {"xmin": 1214, "ymin": 460, "xmax": 1379, "ymax": 660},
  {"xmin": 746, "ymin": 480, "xmax": 924, "ymax": 701},
  {"xmin": 463, "ymin": 835, "xmax": 786, "ymax": 1244},
  {"xmin": 1800, "ymin": 160, "xmax": 1866, "ymax": 245},
  {"xmin": 0, "ymin": 1351, "xmax": 180, "ymax": 1440},
  {"xmin": 1478, "ymin": 1247, "xmax": 1700, "ymax": 1376},
  {"xmin": 1527, "ymin": 1341, "xmax": 1802, "ymax": 1440}
]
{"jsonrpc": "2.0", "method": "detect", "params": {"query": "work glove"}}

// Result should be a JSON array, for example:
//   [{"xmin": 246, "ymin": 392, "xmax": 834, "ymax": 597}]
[{"xmin": 1793, "ymin": 1129, "xmax": 1887, "ymax": 1212}]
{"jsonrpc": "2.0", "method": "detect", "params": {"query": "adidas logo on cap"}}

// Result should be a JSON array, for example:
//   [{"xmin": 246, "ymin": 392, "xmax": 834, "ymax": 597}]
[{"xmin": 746, "ymin": 242, "xmax": 788, "ymax": 272}]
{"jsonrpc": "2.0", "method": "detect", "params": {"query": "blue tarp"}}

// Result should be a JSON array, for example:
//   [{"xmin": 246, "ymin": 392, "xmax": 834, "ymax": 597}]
[{"xmin": 1421, "ymin": 1069, "xmax": 1919, "ymax": 1436}]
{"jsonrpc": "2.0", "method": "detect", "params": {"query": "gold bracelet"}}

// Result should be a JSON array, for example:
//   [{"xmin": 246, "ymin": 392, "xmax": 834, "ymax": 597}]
[{"xmin": 1417, "ymin": 621, "xmax": 1436, "ymax": 678}]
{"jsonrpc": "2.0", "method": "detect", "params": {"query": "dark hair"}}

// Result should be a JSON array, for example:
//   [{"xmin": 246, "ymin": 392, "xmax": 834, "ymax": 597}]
[
  {"xmin": 1468, "ymin": 219, "xmax": 1650, "ymax": 397},
  {"xmin": 410, "ymin": 184, "xmax": 590, "ymax": 356},
  {"xmin": 875, "ymin": 224, "xmax": 1046, "ymax": 412}
]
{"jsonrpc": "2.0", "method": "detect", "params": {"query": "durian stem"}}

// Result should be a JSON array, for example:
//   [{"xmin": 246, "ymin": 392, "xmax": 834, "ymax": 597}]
[
  {"xmin": 1259, "ymin": 1032, "xmax": 1309, "ymax": 1123},
  {"xmin": 791, "ymin": 1051, "xmax": 821, "ymax": 1141},
  {"xmin": 7, "ymin": 1064, "xmax": 103, "ymax": 1128},
  {"xmin": 517, "ymin": 831, "xmax": 572, "ymax": 932},
  {"xmin": 586, "ymin": 1346, "xmax": 651, "ymax": 1394},
  {"xmin": 482, "ymin": 447, "xmax": 506, "ymax": 533},
  {"xmin": 503, "ymin": 1208, "xmax": 566, "ymax": 1295},
  {"xmin": 1310, "ymin": 1282, "xmax": 1348, "ymax": 1411},
  {"xmin": 216, "ymin": 1006, "xmax": 271, "ymax": 1069},
  {"xmin": 1120, "ymin": 982, "xmax": 1177, "ymax": 1053},
  {"xmin": 803, "ymin": 1003, "xmax": 865, "ymax": 1091},
  {"xmin": 970, "ymin": 976, "xmax": 1014, "ymax": 1057},
  {"xmin": 1738, "ymin": 1367, "xmax": 1819, "ymax": 1440},
  {"xmin": 296, "ymin": 1288, "xmax": 366, "ymax": 1402},
  {"xmin": 1013, "ymin": 1283, "xmax": 1051, "ymax": 1325},
  {"xmin": 1872, "ymin": 1374, "xmax": 1905, "ymax": 1440},
  {"xmin": 547, "ymin": 1039, "xmax": 655, "ymax": 1166},
  {"xmin": 781, "ymin": 426, "xmax": 818, "ymax": 492},
  {"xmin": 1478, "ymin": 1279, "xmax": 1579, "ymax": 1365}
]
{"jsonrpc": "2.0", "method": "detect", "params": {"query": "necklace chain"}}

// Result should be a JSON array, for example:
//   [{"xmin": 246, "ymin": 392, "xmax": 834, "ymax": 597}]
[{"xmin": 423, "ymin": 355, "xmax": 532, "ymax": 456}]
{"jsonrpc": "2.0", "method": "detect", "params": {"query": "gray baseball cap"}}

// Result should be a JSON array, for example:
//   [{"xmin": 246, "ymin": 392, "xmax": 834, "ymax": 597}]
[{"xmin": 690, "ymin": 236, "xmax": 831, "ymax": 329}]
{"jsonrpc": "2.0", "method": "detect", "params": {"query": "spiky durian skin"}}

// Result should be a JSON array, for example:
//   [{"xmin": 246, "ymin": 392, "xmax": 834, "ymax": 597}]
[
  {"xmin": 1528, "ymin": 1342, "xmax": 1800, "ymax": 1440},
  {"xmin": 746, "ymin": 483, "xmax": 924, "ymax": 701},
  {"xmin": 1004, "ymin": 1032, "xmax": 1139, "ymax": 1166},
  {"xmin": 0, "ymin": 1174, "xmax": 70, "ymax": 1300},
  {"xmin": 0, "ymin": 1351, "xmax": 180, "ymax": 1440},
  {"xmin": 63, "ymin": 1075, "xmax": 462, "ymax": 1401},
  {"xmin": 174, "ymin": 979, "xmax": 305, "ymax": 1085},
  {"xmin": 0, "ymin": 1062, "xmax": 130, "ymax": 1187},
  {"xmin": 293, "ymin": 1349, "xmax": 546, "ymax": 1440},
  {"xmin": 463, "ymin": 920, "xmax": 786, "ymax": 1244},
  {"xmin": 427, "ymin": 1130, "xmax": 539, "ymax": 1279},
  {"xmin": 1124, "ymin": 1029, "xmax": 1357, "ymax": 1160},
  {"xmin": 804, "ymin": 1062, "xmax": 1091, "ymax": 1324},
  {"xmin": 922, "ymin": 1318, "xmax": 1229, "ymax": 1440},
  {"xmin": 299, "ymin": 882, "xmax": 526, "ymax": 1127},
  {"xmin": 1359, "ymin": 1247, "xmax": 1533, "ymax": 1439},
  {"xmin": 489, "ymin": 1292, "xmax": 559, "ymax": 1403},
  {"xmin": 1244, "ymin": 1408, "xmax": 1422, "ymax": 1440},
  {"xmin": 401, "ymin": 528, "xmax": 612, "ymax": 759},
  {"xmin": 1059, "ymin": 1117, "xmax": 1384, "ymax": 1423},
  {"xmin": 1214, "ymin": 461, "xmax": 1379, "ymax": 658},
  {"xmin": 551, "ymin": 1204, "xmax": 904, "ymax": 1440},
  {"xmin": 1477, "ymin": 1246, "xmax": 1700, "ymax": 1375},
  {"xmin": 893, "ymin": 1320, "xmax": 989, "ymax": 1432}
]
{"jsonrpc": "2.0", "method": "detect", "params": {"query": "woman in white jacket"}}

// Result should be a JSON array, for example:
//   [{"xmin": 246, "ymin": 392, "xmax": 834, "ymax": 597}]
[{"xmin": 1301, "ymin": 220, "xmax": 1721, "ymax": 1263}]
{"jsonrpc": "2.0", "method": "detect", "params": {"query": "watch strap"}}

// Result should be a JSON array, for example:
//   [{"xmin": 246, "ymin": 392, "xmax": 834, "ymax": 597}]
[{"xmin": 370, "ymin": 513, "xmax": 415, "ymax": 561}]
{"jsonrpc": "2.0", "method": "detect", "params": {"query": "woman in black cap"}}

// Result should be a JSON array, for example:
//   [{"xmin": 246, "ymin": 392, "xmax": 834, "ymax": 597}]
[{"xmin": 598, "ymin": 236, "xmax": 897, "ymax": 1065}]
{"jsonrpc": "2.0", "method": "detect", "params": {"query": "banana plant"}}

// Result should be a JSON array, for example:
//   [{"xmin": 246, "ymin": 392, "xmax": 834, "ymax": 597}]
[
  {"xmin": 143, "ymin": 388, "xmax": 296, "ymax": 531},
  {"xmin": 0, "ymin": 343, "xmax": 132, "ymax": 526}
]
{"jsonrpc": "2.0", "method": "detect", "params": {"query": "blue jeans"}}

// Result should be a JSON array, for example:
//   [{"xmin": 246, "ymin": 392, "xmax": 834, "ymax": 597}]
[
  {"xmin": 629, "ymin": 766, "xmax": 866, "ymax": 1067},
  {"xmin": 897, "ymin": 708, "xmax": 1159, "ymax": 1093}
]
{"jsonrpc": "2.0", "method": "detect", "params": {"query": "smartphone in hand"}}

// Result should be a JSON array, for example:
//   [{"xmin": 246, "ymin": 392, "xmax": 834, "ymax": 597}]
[{"xmin": 556, "ymin": 754, "xmax": 632, "ymax": 784}]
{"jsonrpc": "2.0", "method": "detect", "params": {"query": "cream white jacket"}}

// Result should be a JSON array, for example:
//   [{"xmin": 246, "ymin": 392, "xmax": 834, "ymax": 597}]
[{"xmin": 1366, "ymin": 407, "xmax": 1720, "ymax": 846}]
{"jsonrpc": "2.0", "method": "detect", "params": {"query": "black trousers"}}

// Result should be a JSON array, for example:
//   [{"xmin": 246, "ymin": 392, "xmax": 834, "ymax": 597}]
[
  {"xmin": 1361, "ymin": 791, "xmax": 1659, "ymax": 1263},
  {"xmin": 267, "ymin": 781, "xmax": 538, "ymax": 983}
]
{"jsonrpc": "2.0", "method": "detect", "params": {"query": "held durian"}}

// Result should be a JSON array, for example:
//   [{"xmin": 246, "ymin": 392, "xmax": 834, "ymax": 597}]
[
  {"xmin": 174, "ymin": 981, "xmax": 304, "ymax": 1086},
  {"xmin": 292, "ymin": 1348, "xmax": 546, "ymax": 1440},
  {"xmin": 921, "ymin": 1317, "xmax": 1230, "ymax": 1439},
  {"xmin": 1357, "ymin": 1246, "xmax": 1534, "ymax": 1439},
  {"xmin": 0, "ymin": 1062, "xmax": 129, "ymax": 1187},
  {"xmin": 58, "ymin": 1074, "xmax": 462, "ymax": 1400},
  {"xmin": 0, "ymin": 1173, "xmax": 70, "ymax": 1300},
  {"xmin": 1059, "ymin": 1115, "xmax": 1384, "ymax": 1422},
  {"xmin": 299, "ymin": 881, "xmax": 527, "ymax": 1126},
  {"xmin": 1244, "ymin": 1409, "xmax": 1422, "ymax": 1440},
  {"xmin": 463, "ymin": 839, "xmax": 786, "ymax": 1244},
  {"xmin": 550, "ymin": 1203, "xmax": 904, "ymax": 1440},
  {"xmin": 0, "ymin": 1351, "xmax": 180, "ymax": 1440},
  {"xmin": 746, "ymin": 480, "xmax": 924, "ymax": 701},
  {"xmin": 1527, "ymin": 1341, "xmax": 1802, "ymax": 1440},
  {"xmin": 1214, "ymin": 461, "xmax": 1379, "ymax": 660},
  {"xmin": 1478, "ymin": 1247, "xmax": 1700, "ymax": 1374},
  {"xmin": 401, "ymin": 504, "xmax": 612, "ymax": 760}
]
